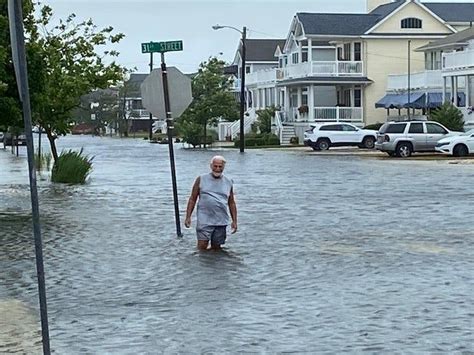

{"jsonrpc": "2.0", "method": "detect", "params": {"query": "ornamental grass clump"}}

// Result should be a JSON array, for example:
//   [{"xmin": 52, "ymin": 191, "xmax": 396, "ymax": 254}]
[{"xmin": 51, "ymin": 149, "xmax": 93, "ymax": 184}]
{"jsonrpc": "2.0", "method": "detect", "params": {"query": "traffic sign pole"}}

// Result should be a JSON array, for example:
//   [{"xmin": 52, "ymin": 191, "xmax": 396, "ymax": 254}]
[
  {"xmin": 141, "ymin": 40, "xmax": 186, "ymax": 238},
  {"xmin": 148, "ymin": 52, "xmax": 153, "ymax": 141},
  {"xmin": 161, "ymin": 53, "xmax": 182, "ymax": 238}
]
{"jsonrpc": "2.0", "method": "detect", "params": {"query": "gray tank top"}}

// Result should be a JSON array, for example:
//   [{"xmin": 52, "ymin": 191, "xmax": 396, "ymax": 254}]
[{"xmin": 197, "ymin": 173, "xmax": 233, "ymax": 228}]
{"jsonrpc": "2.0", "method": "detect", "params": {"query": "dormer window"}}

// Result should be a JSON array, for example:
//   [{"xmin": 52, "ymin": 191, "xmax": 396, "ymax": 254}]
[{"xmin": 401, "ymin": 18, "xmax": 422, "ymax": 29}]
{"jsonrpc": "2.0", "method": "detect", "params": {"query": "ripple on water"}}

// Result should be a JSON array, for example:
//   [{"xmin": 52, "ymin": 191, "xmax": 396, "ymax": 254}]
[{"xmin": 1, "ymin": 137, "xmax": 473, "ymax": 353}]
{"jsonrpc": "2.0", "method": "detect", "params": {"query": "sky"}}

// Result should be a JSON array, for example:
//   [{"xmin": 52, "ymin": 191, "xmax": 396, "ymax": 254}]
[{"xmin": 42, "ymin": 0, "xmax": 471, "ymax": 75}]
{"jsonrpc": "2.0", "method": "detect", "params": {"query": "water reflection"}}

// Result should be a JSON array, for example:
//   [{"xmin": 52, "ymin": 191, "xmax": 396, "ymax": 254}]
[{"xmin": 0, "ymin": 136, "xmax": 473, "ymax": 353}]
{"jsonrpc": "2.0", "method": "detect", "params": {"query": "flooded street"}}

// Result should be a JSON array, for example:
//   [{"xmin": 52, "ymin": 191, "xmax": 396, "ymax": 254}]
[{"xmin": 0, "ymin": 135, "xmax": 473, "ymax": 353}]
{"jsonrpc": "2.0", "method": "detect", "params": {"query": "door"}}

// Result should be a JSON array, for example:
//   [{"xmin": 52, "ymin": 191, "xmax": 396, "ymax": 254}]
[
  {"xmin": 425, "ymin": 122, "xmax": 449, "ymax": 150},
  {"xmin": 340, "ymin": 123, "xmax": 361, "ymax": 143},
  {"xmin": 407, "ymin": 122, "xmax": 426, "ymax": 151}
]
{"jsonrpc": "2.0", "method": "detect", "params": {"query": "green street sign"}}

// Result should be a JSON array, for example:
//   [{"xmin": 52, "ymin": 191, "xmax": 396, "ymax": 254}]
[{"xmin": 141, "ymin": 41, "xmax": 183, "ymax": 53}]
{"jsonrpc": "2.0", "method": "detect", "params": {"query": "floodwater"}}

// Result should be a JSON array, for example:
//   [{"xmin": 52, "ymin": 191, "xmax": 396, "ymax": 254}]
[{"xmin": 0, "ymin": 136, "xmax": 473, "ymax": 353}]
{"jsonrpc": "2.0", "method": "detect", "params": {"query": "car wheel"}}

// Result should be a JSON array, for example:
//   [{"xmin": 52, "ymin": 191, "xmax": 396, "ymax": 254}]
[
  {"xmin": 396, "ymin": 142, "xmax": 412, "ymax": 158},
  {"xmin": 454, "ymin": 144, "xmax": 468, "ymax": 157},
  {"xmin": 362, "ymin": 136, "xmax": 375, "ymax": 149},
  {"xmin": 317, "ymin": 139, "xmax": 330, "ymax": 151}
]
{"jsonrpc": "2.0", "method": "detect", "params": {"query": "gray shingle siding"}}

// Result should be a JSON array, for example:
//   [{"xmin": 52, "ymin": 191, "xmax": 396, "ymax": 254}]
[
  {"xmin": 424, "ymin": 3, "xmax": 474, "ymax": 23},
  {"xmin": 245, "ymin": 39, "xmax": 286, "ymax": 62},
  {"xmin": 297, "ymin": 13, "xmax": 380, "ymax": 36},
  {"xmin": 297, "ymin": 2, "xmax": 473, "ymax": 37}
]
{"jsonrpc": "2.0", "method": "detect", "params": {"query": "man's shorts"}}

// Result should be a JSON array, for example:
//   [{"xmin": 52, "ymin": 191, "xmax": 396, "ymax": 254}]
[{"xmin": 196, "ymin": 225, "xmax": 227, "ymax": 245}]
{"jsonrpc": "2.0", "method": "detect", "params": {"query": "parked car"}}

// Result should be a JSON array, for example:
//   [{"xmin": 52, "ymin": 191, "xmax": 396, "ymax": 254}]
[
  {"xmin": 375, "ymin": 120, "xmax": 460, "ymax": 157},
  {"xmin": 435, "ymin": 129, "xmax": 474, "ymax": 157},
  {"xmin": 3, "ymin": 132, "xmax": 27, "ymax": 146},
  {"xmin": 303, "ymin": 122, "xmax": 377, "ymax": 150}
]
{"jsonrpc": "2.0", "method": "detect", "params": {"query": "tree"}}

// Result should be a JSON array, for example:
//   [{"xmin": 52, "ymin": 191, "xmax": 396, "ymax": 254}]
[
  {"xmin": 26, "ymin": 5, "xmax": 126, "ymax": 161},
  {"xmin": 72, "ymin": 88, "xmax": 120, "ymax": 135},
  {"xmin": 255, "ymin": 106, "xmax": 277, "ymax": 134},
  {"xmin": 0, "ymin": 0, "xmax": 29, "ymax": 132},
  {"xmin": 431, "ymin": 102, "xmax": 464, "ymax": 132},
  {"xmin": 177, "ymin": 57, "xmax": 238, "ymax": 147}
]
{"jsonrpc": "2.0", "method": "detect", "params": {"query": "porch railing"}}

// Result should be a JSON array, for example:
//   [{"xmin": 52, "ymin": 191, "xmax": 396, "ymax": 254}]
[
  {"xmin": 443, "ymin": 49, "xmax": 474, "ymax": 72},
  {"xmin": 226, "ymin": 107, "xmax": 257, "ymax": 138},
  {"xmin": 387, "ymin": 70, "xmax": 466, "ymax": 91},
  {"xmin": 279, "ymin": 61, "xmax": 363, "ymax": 80},
  {"xmin": 272, "ymin": 111, "xmax": 284, "ymax": 143},
  {"xmin": 246, "ymin": 68, "xmax": 278, "ymax": 85},
  {"xmin": 313, "ymin": 107, "xmax": 363, "ymax": 122}
]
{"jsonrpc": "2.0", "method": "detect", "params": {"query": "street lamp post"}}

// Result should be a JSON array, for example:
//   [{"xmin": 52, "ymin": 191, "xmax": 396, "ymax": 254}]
[{"xmin": 212, "ymin": 24, "xmax": 246, "ymax": 153}]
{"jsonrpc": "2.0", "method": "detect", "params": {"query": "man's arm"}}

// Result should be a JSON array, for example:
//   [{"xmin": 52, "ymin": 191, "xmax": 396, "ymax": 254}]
[
  {"xmin": 184, "ymin": 177, "xmax": 200, "ymax": 228},
  {"xmin": 228, "ymin": 187, "xmax": 237, "ymax": 234}
]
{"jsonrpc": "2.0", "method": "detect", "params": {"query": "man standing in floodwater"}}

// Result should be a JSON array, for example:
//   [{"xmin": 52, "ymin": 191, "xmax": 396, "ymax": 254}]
[{"xmin": 184, "ymin": 155, "xmax": 237, "ymax": 250}]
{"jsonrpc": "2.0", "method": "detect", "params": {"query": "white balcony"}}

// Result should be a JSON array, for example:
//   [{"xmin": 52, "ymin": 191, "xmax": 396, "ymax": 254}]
[
  {"xmin": 387, "ymin": 70, "xmax": 444, "ymax": 90},
  {"xmin": 443, "ymin": 49, "xmax": 474, "ymax": 74},
  {"xmin": 281, "ymin": 107, "xmax": 362, "ymax": 123},
  {"xmin": 278, "ymin": 61, "xmax": 363, "ymax": 80},
  {"xmin": 387, "ymin": 70, "xmax": 466, "ymax": 91},
  {"xmin": 246, "ymin": 68, "xmax": 278, "ymax": 86}
]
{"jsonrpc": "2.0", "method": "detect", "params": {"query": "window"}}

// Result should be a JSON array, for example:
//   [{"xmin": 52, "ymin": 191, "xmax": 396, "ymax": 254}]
[
  {"xmin": 384, "ymin": 123, "xmax": 407, "ymax": 134},
  {"xmin": 354, "ymin": 42, "xmax": 361, "ymax": 61},
  {"xmin": 301, "ymin": 49, "xmax": 308, "ymax": 63},
  {"xmin": 292, "ymin": 52, "xmax": 299, "ymax": 64},
  {"xmin": 341, "ymin": 124, "xmax": 357, "ymax": 132},
  {"xmin": 354, "ymin": 88, "xmax": 361, "ymax": 107},
  {"xmin": 245, "ymin": 66, "xmax": 250, "ymax": 74},
  {"xmin": 408, "ymin": 122, "xmax": 423, "ymax": 134},
  {"xmin": 401, "ymin": 18, "xmax": 422, "ymax": 29},
  {"xmin": 344, "ymin": 43, "xmax": 351, "ymax": 60},
  {"xmin": 426, "ymin": 123, "xmax": 447, "ymax": 134},
  {"xmin": 320, "ymin": 125, "xmax": 342, "ymax": 131}
]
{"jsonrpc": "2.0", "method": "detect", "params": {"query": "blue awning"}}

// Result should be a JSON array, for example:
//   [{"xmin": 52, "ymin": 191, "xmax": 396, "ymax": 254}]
[
  {"xmin": 375, "ymin": 92, "xmax": 425, "ymax": 109},
  {"xmin": 427, "ymin": 92, "xmax": 466, "ymax": 108}
]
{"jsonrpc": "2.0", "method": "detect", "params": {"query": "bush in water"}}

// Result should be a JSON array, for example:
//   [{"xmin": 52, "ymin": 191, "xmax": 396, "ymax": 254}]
[{"xmin": 51, "ymin": 148, "xmax": 93, "ymax": 184}]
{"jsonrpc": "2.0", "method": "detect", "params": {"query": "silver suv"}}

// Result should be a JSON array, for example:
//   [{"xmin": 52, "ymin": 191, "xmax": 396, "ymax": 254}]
[{"xmin": 375, "ymin": 120, "xmax": 459, "ymax": 157}]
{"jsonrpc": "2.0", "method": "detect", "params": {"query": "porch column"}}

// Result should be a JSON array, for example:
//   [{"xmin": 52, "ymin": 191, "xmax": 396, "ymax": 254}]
[
  {"xmin": 465, "ymin": 75, "xmax": 470, "ymax": 108},
  {"xmin": 284, "ymin": 87, "xmax": 290, "ymax": 117},
  {"xmin": 451, "ymin": 77, "xmax": 456, "ymax": 104},
  {"xmin": 308, "ymin": 39, "xmax": 313, "ymax": 62},
  {"xmin": 442, "ymin": 76, "xmax": 447, "ymax": 103},
  {"xmin": 454, "ymin": 77, "xmax": 459, "ymax": 107},
  {"xmin": 309, "ymin": 85, "xmax": 315, "ymax": 121}
]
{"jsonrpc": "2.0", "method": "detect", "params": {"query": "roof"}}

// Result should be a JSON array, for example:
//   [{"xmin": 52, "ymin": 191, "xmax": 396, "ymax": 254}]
[
  {"xmin": 424, "ymin": 3, "xmax": 474, "ymax": 23},
  {"xmin": 416, "ymin": 26, "xmax": 474, "ymax": 51},
  {"xmin": 244, "ymin": 39, "xmax": 286, "ymax": 62},
  {"xmin": 296, "ymin": 1, "xmax": 473, "ymax": 37},
  {"xmin": 297, "ymin": 13, "xmax": 380, "ymax": 36}
]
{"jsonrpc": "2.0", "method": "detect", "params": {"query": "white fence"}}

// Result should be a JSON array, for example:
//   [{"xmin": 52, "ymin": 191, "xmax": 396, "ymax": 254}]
[{"xmin": 443, "ymin": 50, "xmax": 474, "ymax": 71}]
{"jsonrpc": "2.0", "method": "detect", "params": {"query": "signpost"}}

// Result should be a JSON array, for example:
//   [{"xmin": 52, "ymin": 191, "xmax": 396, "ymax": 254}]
[
  {"xmin": 8, "ymin": 0, "xmax": 50, "ymax": 353},
  {"xmin": 141, "ymin": 40, "xmax": 189, "ymax": 238}
]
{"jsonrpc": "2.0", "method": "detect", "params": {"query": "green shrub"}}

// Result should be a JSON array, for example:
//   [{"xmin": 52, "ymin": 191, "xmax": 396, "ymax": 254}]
[
  {"xmin": 266, "ymin": 135, "xmax": 280, "ymax": 146},
  {"xmin": 431, "ymin": 102, "xmax": 465, "ymax": 131},
  {"xmin": 51, "ymin": 149, "xmax": 93, "ymax": 184},
  {"xmin": 233, "ymin": 133, "xmax": 280, "ymax": 147},
  {"xmin": 289, "ymin": 136, "xmax": 299, "ymax": 145},
  {"xmin": 34, "ymin": 150, "xmax": 52, "ymax": 171}
]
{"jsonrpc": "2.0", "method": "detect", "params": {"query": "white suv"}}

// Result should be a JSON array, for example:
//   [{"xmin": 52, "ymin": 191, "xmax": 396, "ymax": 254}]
[{"xmin": 303, "ymin": 122, "xmax": 377, "ymax": 150}]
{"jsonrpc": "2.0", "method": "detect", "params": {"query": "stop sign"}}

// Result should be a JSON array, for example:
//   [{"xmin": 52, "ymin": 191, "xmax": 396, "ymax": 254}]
[{"xmin": 141, "ymin": 67, "xmax": 193, "ymax": 119}]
